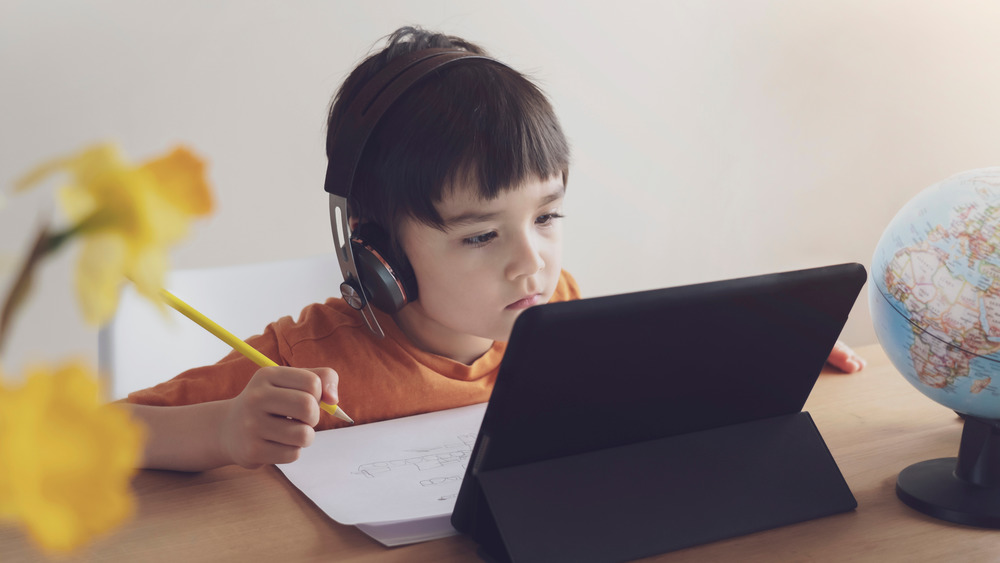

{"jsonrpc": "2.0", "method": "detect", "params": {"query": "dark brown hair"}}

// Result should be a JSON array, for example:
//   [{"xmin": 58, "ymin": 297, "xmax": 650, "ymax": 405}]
[{"xmin": 326, "ymin": 26, "xmax": 570, "ymax": 238}]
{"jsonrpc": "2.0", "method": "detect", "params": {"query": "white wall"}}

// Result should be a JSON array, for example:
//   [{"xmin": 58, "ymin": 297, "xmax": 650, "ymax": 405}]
[{"xmin": 3, "ymin": 0, "xmax": 1000, "ymax": 374}]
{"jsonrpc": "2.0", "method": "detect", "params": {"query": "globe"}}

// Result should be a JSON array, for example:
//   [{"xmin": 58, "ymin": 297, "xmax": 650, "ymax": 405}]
[
  {"xmin": 871, "ymin": 167, "xmax": 1000, "ymax": 421},
  {"xmin": 872, "ymin": 168, "xmax": 1000, "ymax": 529}
]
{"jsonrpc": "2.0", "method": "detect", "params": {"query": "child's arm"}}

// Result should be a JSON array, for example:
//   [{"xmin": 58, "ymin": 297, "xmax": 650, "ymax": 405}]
[
  {"xmin": 125, "ymin": 366, "xmax": 340, "ymax": 471},
  {"xmin": 826, "ymin": 340, "xmax": 866, "ymax": 373}
]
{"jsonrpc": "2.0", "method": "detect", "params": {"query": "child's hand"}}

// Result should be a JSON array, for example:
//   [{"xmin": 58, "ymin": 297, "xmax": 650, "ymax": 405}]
[
  {"xmin": 220, "ymin": 366, "xmax": 340, "ymax": 469},
  {"xmin": 826, "ymin": 340, "xmax": 866, "ymax": 373}
]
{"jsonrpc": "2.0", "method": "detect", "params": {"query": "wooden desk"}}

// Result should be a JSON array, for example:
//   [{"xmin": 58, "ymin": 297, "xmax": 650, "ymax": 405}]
[{"xmin": 2, "ymin": 344, "xmax": 997, "ymax": 561}]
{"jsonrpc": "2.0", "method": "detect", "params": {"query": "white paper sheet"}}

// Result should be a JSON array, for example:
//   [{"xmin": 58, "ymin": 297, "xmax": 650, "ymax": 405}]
[{"xmin": 277, "ymin": 403, "xmax": 487, "ymax": 525}]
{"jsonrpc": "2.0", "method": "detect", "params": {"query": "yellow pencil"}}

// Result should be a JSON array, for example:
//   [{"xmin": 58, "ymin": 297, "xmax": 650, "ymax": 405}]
[{"xmin": 158, "ymin": 287, "xmax": 354, "ymax": 424}]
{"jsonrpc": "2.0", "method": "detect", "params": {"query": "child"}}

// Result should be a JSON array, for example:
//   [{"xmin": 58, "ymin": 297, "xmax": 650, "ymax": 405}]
[
  {"xmin": 124, "ymin": 26, "xmax": 865, "ymax": 472},
  {"xmin": 126, "ymin": 26, "xmax": 575, "ymax": 471}
]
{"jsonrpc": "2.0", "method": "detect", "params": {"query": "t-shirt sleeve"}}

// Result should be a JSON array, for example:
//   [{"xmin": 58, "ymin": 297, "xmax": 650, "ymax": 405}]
[
  {"xmin": 549, "ymin": 269, "xmax": 582, "ymax": 303},
  {"xmin": 126, "ymin": 321, "xmax": 290, "ymax": 406}
]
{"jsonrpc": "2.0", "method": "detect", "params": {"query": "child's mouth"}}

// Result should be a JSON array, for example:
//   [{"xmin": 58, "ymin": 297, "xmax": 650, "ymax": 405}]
[{"xmin": 506, "ymin": 294, "xmax": 541, "ymax": 310}]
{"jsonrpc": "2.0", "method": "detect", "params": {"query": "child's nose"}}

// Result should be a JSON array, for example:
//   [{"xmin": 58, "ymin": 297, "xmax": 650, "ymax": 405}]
[{"xmin": 505, "ymin": 232, "xmax": 545, "ymax": 280}]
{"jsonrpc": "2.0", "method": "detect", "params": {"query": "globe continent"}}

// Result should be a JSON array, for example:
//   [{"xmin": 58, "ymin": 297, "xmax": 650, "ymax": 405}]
[{"xmin": 870, "ymin": 167, "xmax": 1000, "ymax": 420}]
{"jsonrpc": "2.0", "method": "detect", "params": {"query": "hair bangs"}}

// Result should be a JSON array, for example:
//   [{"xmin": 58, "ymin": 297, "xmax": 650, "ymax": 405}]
[
  {"xmin": 352, "ymin": 62, "xmax": 569, "ymax": 234},
  {"xmin": 439, "ymin": 67, "xmax": 570, "ymax": 218}
]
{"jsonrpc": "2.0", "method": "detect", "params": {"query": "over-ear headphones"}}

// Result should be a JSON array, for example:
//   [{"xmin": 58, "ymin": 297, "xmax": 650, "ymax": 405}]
[{"xmin": 323, "ymin": 48, "xmax": 502, "ymax": 337}]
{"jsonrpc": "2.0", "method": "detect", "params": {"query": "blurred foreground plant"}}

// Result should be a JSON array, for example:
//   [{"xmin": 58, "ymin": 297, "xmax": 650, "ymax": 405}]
[
  {"xmin": 0, "ymin": 361, "xmax": 145, "ymax": 553},
  {"xmin": 2, "ymin": 142, "xmax": 213, "ymax": 338},
  {"xmin": 0, "ymin": 142, "xmax": 213, "ymax": 554}
]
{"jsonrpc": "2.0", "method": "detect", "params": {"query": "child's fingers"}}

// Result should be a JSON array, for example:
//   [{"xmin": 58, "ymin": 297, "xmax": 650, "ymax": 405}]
[
  {"xmin": 827, "ymin": 340, "xmax": 866, "ymax": 373},
  {"xmin": 312, "ymin": 367, "xmax": 340, "ymax": 405},
  {"xmin": 244, "ymin": 438, "xmax": 306, "ymax": 466},
  {"xmin": 257, "ymin": 366, "xmax": 323, "ymax": 395},
  {"xmin": 257, "ymin": 386, "xmax": 321, "ymax": 426},
  {"xmin": 257, "ymin": 366, "xmax": 340, "ymax": 404},
  {"xmin": 259, "ymin": 416, "xmax": 316, "ymax": 449}
]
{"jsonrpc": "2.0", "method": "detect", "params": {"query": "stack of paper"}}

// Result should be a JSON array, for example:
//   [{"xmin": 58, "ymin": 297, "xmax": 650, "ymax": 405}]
[{"xmin": 277, "ymin": 403, "xmax": 487, "ymax": 546}]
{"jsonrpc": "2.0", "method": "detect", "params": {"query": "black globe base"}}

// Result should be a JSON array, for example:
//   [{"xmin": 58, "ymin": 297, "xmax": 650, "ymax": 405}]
[
  {"xmin": 896, "ymin": 415, "xmax": 1000, "ymax": 528},
  {"xmin": 897, "ymin": 458, "xmax": 1000, "ymax": 527}
]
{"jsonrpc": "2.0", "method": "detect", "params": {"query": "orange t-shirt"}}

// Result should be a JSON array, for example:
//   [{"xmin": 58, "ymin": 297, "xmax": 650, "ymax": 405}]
[{"xmin": 128, "ymin": 270, "xmax": 581, "ymax": 430}]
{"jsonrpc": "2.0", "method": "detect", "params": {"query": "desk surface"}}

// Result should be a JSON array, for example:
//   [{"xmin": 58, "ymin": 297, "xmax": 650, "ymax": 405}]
[{"xmin": 2, "ymin": 344, "xmax": 998, "ymax": 562}]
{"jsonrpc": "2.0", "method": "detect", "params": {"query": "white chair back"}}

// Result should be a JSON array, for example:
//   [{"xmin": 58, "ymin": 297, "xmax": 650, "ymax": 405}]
[{"xmin": 99, "ymin": 254, "xmax": 340, "ymax": 400}]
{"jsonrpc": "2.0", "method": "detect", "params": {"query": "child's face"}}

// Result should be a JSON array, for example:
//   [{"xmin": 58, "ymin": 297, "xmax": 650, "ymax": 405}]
[{"xmin": 395, "ymin": 174, "xmax": 565, "ymax": 362}]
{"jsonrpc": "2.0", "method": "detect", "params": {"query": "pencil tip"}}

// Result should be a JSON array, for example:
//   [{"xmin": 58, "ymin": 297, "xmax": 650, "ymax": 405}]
[{"xmin": 320, "ymin": 401, "xmax": 354, "ymax": 424}]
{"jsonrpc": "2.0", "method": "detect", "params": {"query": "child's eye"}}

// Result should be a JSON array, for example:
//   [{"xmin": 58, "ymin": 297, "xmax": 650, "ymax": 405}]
[
  {"xmin": 536, "ymin": 212, "xmax": 565, "ymax": 225},
  {"xmin": 463, "ymin": 231, "xmax": 498, "ymax": 247}
]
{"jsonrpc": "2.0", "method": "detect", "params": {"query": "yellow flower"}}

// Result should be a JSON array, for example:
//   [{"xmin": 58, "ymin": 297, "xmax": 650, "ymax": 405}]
[
  {"xmin": 0, "ymin": 361, "xmax": 145, "ymax": 554},
  {"xmin": 15, "ymin": 143, "xmax": 213, "ymax": 325}
]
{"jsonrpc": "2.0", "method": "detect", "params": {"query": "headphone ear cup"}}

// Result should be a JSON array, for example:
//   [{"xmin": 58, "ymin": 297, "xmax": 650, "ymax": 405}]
[{"xmin": 350, "ymin": 223, "xmax": 417, "ymax": 313}]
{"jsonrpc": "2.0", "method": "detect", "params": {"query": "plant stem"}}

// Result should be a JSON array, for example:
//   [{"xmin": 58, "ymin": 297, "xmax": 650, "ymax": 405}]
[
  {"xmin": 0, "ymin": 213, "xmax": 98, "ymax": 356},
  {"xmin": 0, "ymin": 228, "xmax": 52, "ymax": 355}
]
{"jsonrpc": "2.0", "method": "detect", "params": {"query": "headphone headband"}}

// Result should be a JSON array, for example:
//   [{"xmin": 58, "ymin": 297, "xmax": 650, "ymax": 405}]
[
  {"xmin": 324, "ymin": 48, "xmax": 504, "ymax": 337},
  {"xmin": 324, "ymin": 48, "xmax": 496, "ymax": 198}
]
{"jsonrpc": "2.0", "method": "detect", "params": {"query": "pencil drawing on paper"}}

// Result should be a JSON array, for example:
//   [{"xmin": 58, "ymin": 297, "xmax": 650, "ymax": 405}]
[
  {"xmin": 354, "ymin": 432, "xmax": 477, "ymax": 485},
  {"xmin": 420, "ymin": 475, "xmax": 462, "ymax": 487}
]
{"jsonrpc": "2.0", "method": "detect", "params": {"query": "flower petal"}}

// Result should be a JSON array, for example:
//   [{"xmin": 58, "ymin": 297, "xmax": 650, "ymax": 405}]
[
  {"xmin": 142, "ymin": 146, "xmax": 214, "ymax": 216},
  {"xmin": 0, "ymin": 361, "xmax": 144, "ymax": 554},
  {"xmin": 56, "ymin": 183, "xmax": 99, "ymax": 226},
  {"xmin": 12, "ymin": 155, "xmax": 73, "ymax": 193},
  {"xmin": 62, "ymin": 144, "xmax": 127, "ymax": 189},
  {"xmin": 13, "ymin": 142, "xmax": 214, "ymax": 327},
  {"xmin": 75, "ymin": 234, "xmax": 129, "ymax": 325},
  {"xmin": 127, "ymin": 244, "xmax": 170, "ymax": 307}
]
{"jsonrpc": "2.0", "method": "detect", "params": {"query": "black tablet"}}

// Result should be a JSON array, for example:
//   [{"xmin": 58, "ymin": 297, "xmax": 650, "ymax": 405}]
[{"xmin": 452, "ymin": 262, "xmax": 867, "ymax": 562}]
